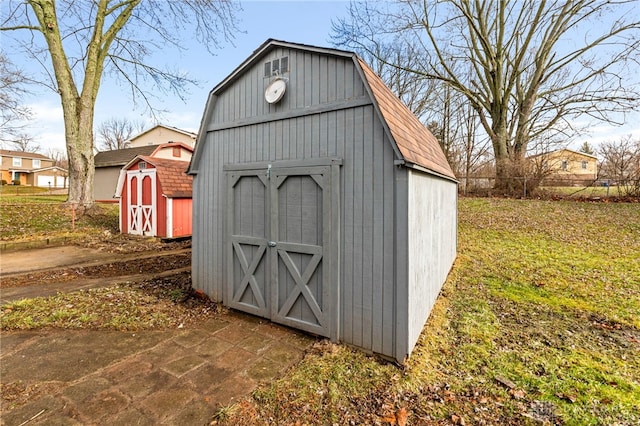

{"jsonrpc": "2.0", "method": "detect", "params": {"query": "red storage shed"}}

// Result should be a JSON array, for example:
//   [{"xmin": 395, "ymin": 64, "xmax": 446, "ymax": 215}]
[{"xmin": 115, "ymin": 155, "xmax": 193, "ymax": 238}]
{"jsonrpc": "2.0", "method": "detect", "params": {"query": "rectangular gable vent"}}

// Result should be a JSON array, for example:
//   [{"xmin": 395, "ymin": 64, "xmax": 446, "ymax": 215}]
[
  {"xmin": 264, "ymin": 56, "xmax": 289, "ymax": 77},
  {"xmin": 138, "ymin": 161, "xmax": 147, "ymax": 170}
]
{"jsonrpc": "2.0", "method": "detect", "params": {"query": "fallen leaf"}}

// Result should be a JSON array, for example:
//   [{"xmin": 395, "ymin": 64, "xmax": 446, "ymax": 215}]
[
  {"xmin": 510, "ymin": 389, "xmax": 526, "ymax": 400},
  {"xmin": 396, "ymin": 407, "xmax": 408, "ymax": 426},
  {"xmin": 380, "ymin": 413, "xmax": 396, "ymax": 425},
  {"xmin": 450, "ymin": 414, "xmax": 466, "ymax": 425}
]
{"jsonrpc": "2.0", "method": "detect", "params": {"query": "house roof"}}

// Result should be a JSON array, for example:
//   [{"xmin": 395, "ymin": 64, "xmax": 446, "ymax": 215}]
[
  {"xmin": 95, "ymin": 142, "xmax": 194, "ymax": 168},
  {"xmin": 116, "ymin": 156, "xmax": 192, "ymax": 198},
  {"xmin": 32, "ymin": 166, "xmax": 68, "ymax": 173},
  {"xmin": 528, "ymin": 148, "xmax": 599, "ymax": 160},
  {"xmin": 0, "ymin": 150, "xmax": 51, "ymax": 160},
  {"xmin": 189, "ymin": 39, "xmax": 456, "ymax": 181},
  {"xmin": 128, "ymin": 124, "xmax": 197, "ymax": 143},
  {"xmin": 95, "ymin": 145, "xmax": 160, "ymax": 167}
]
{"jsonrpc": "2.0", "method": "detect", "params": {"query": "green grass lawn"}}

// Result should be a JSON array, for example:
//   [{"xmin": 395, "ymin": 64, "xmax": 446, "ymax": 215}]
[
  {"xmin": 2, "ymin": 196, "xmax": 637, "ymax": 424},
  {"xmin": 539, "ymin": 185, "xmax": 620, "ymax": 198},
  {"xmin": 220, "ymin": 198, "xmax": 640, "ymax": 425},
  {"xmin": 0, "ymin": 195, "xmax": 119, "ymax": 241},
  {"xmin": 0, "ymin": 185, "xmax": 51, "ymax": 196}
]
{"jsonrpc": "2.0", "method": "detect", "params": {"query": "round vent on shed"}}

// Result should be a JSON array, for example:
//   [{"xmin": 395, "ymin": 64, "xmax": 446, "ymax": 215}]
[{"xmin": 265, "ymin": 78, "xmax": 287, "ymax": 104}]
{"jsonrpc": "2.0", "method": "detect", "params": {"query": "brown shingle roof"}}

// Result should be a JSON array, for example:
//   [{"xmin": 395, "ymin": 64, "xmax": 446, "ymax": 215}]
[
  {"xmin": 137, "ymin": 156, "xmax": 192, "ymax": 198},
  {"xmin": 95, "ymin": 145, "xmax": 160, "ymax": 167},
  {"xmin": 357, "ymin": 58, "xmax": 455, "ymax": 180},
  {"xmin": 0, "ymin": 150, "xmax": 50, "ymax": 160}
]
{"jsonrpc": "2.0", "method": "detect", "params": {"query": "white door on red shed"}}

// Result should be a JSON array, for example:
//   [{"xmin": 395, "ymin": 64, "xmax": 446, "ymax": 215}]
[{"xmin": 127, "ymin": 169, "xmax": 156, "ymax": 236}]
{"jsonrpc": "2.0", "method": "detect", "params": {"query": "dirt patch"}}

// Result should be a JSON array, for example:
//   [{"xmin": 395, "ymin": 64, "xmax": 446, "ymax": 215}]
[
  {"xmin": 75, "ymin": 233, "xmax": 192, "ymax": 253},
  {"xmin": 2, "ymin": 251, "xmax": 191, "ymax": 289}
]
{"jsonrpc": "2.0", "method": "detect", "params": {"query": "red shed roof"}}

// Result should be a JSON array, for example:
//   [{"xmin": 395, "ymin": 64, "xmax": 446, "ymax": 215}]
[
  {"xmin": 137, "ymin": 156, "xmax": 192, "ymax": 198},
  {"xmin": 115, "ymin": 156, "xmax": 192, "ymax": 199}
]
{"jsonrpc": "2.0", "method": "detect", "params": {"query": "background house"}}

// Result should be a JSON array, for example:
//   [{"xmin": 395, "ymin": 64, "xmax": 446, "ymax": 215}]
[
  {"xmin": 529, "ymin": 148, "xmax": 598, "ymax": 186},
  {"xmin": 94, "ymin": 142, "xmax": 193, "ymax": 202},
  {"xmin": 127, "ymin": 124, "xmax": 197, "ymax": 148},
  {"xmin": 188, "ymin": 39, "xmax": 458, "ymax": 362},
  {"xmin": 0, "ymin": 150, "xmax": 67, "ymax": 187}
]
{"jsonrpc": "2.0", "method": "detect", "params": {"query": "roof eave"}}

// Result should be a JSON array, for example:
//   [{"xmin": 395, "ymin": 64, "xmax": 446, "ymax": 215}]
[{"xmin": 398, "ymin": 160, "xmax": 459, "ymax": 183}]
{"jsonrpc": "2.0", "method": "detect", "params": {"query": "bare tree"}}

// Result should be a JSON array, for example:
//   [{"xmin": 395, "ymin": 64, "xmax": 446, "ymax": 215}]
[
  {"xmin": 46, "ymin": 147, "xmax": 67, "ymax": 168},
  {"xmin": 96, "ymin": 117, "xmax": 146, "ymax": 151},
  {"xmin": 9, "ymin": 133, "xmax": 41, "ymax": 153},
  {"xmin": 0, "ymin": 51, "xmax": 33, "ymax": 144},
  {"xmin": 332, "ymin": 3, "xmax": 441, "ymax": 122},
  {"xmin": 332, "ymin": 0, "xmax": 640, "ymax": 193},
  {"xmin": 599, "ymin": 134, "xmax": 640, "ymax": 196},
  {"xmin": 1, "ymin": 0, "xmax": 240, "ymax": 206},
  {"xmin": 331, "ymin": 11, "xmax": 482, "ymax": 178}
]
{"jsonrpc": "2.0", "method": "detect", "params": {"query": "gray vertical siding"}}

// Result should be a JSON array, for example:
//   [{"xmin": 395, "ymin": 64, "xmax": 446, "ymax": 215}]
[
  {"xmin": 405, "ymin": 170, "xmax": 458, "ymax": 356},
  {"xmin": 192, "ymin": 45, "xmax": 457, "ymax": 361},
  {"xmin": 94, "ymin": 167, "xmax": 121, "ymax": 200}
]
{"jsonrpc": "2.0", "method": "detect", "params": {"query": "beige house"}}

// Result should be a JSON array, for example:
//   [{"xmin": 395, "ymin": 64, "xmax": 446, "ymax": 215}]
[
  {"xmin": 530, "ymin": 148, "xmax": 598, "ymax": 185},
  {"xmin": 94, "ymin": 142, "xmax": 193, "ymax": 202},
  {"xmin": 0, "ymin": 150, "xmax": 67, "ymax": 187},
  {"xmin": 128, "ymin": 124, "xmax": 196, "ymax": 148}
]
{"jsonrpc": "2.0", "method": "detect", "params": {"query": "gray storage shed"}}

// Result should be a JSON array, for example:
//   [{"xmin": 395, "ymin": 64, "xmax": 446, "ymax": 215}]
[{"xmin": 188, "ymin": 39, "xmax": 457, "ymax": 362}]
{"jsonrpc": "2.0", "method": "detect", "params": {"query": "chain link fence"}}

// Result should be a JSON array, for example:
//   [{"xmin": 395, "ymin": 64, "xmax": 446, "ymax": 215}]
[{"xmin": 458, "ymin": 175, "xmax": 639, "ymax": 198}]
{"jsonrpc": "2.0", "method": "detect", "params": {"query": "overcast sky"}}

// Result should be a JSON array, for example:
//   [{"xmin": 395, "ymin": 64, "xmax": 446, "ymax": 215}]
[{"xmin": 3, "ymin": 0, "xmax": 639, "ymax": 155}]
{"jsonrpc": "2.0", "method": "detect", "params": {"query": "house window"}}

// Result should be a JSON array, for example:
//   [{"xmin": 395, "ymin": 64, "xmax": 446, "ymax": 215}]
[
  {"xmin": 581, "ymin": 160, "xmax": 587, "ymax": 170},
  {"xmin": 561, "ymin": 160, "xmax": 568, "ymax": 171},
  {"xmin": 173, "ymin": 147, "xmax": 181, "ymax": 158},
  {"xmin": 12, "ymin": 157, "xmax": 22, "ymax": 167},
  {"xmin": 138, "ymin": 162, "xmax": 147, "ymax": 170},
  {"xmin": 33, "ymin": 159, "xmax": 41, "ymax": 168}
]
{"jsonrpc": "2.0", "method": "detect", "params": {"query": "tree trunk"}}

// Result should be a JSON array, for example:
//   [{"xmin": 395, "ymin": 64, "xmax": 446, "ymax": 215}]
[
  {"xmin": 494, "ymin": 147, "xmax": 528, "ymax": 194},
  {"xmin": 62, "ymin": 94, "xmax": 95, "ymax": 206},
  {"xmin": 491, "ymin": 125, "xmax": 527, "ymax": 194}
]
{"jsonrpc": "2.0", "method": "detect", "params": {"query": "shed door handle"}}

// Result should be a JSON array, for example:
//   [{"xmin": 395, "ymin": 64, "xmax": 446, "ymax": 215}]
[{"xmin": 267, "ymin": 241, "xmax": 277, "ymax": 247}]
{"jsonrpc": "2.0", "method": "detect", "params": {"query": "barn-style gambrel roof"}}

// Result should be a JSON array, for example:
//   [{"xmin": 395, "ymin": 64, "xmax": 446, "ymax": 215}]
[
  {"xmin": 356, "ymin": 58, "xmax": 455, "ymax": 179},
  {"xmin": 189, "ymin": 39, "xmax": 455, "ymax": 181}
]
